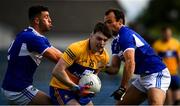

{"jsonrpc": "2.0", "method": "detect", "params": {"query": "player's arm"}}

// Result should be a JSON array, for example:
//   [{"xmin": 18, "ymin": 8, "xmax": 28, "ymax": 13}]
[
  {"xmin": 43, "ymin": 46, "xmax": 62, "ymax": 63},
  {"xmin": 51, "ymin": 43, "xmax": 79, "ymax": 88},
  {"xmin": 27, "ymin": 35, "xmax": 62, "ymax": 63},
  {"xmin": 105, "ymin": 55, "xmax": 121, "ymax": 75},
  {"xmin": 120, "ymin": 48, "xmax": 135, "ymax": 89},
  {"xmin": 52, "ymin": 58, "xmax": 76, "ymax": 88}
]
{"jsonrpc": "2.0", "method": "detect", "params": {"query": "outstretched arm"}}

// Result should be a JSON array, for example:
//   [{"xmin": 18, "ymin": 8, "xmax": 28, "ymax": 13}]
[
  {"xmin": 43, "ymin": 46, "xmax": 62, "ymax": 63},
  {"xmin": 105, "ymin": 55, "xmax": 121, "ymax": 75}
]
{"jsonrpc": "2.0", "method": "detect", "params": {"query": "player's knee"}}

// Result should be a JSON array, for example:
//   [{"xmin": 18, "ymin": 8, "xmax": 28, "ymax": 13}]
[{"xmin": 148, "ymin": 98, "xmax": 164, "ymax": 105}]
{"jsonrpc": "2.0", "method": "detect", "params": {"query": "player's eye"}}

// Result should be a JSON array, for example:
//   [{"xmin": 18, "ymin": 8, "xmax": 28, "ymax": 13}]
[
  {"xmin": 44, "ymin": 15, "xmax": 49, "ymax": 19},
  {"xmin": 105, "ymin": 20, "xmax": 112, "ymax": 24},
  {"xmin": 96, "ymin": 37, "xmax": 108, "ymax": 42}
]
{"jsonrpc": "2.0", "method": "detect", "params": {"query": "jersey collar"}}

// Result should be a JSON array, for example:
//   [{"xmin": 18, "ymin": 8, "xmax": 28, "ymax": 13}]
[{"xmin": 28, "ymin": 26, "xmax": 45, "ymax": 37}]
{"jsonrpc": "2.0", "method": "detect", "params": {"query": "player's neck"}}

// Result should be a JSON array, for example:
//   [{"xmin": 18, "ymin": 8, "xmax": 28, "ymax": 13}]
[
  {"xmin": 31, "ymin": 25, "xmax": 44, "ymax": 35},
  {"xmin": 88, "ymin": 39, "xmax": 103, "ymax": 55},
  {"xmin": 162, "ymin": 38, "xmax": 171, "ymax": 42},
  {"xmin": 119, "ymin": 24, "xmax": 124, "ymax": 30}
]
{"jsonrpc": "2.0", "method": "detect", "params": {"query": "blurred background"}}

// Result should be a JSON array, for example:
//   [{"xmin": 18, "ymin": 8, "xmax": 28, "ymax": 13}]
[{"xmin": 0, "ymin": 0, "xmax": 180, "ymax": 105}]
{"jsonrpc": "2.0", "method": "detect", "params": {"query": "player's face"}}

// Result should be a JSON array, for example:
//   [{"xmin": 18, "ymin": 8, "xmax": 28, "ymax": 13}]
[
  {"xmin": 90, "ymin": 32, "xmax": 108, "ymax": 53},
  {"xmin": 162, "ymin": 28, "xmax": 172, "ymax": 40},
  {"xmin": 38, "ymin": 11, "xmax": 52, "ymax": 33},
  {"xmin": 104, "ymin": 12, "xmax": 121, "ymax": 36}
]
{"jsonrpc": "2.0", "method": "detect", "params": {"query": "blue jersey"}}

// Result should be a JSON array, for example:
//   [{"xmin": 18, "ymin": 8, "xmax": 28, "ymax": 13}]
[
  {"xmin": 2, "ymin": 27, "xmax": 51, "ymax": 92},
  {"xmin": 111, "ymin": 26, "xmax": 166, "ymax": 75}
]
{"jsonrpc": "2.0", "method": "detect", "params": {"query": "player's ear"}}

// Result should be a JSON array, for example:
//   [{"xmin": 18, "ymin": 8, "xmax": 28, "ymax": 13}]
[
  {"xmin": 119, "ymin": 19, "xmax": 123, "ymax": 25},
  {"xmin": 34, "ymin": 17, "xmax": 39, "ymax": 24}
]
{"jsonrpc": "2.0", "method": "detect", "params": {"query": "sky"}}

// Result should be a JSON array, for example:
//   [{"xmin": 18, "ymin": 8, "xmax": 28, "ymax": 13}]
[{"xmin": 117, "ymin": 0, "xmax": 151, "ymax": 22}]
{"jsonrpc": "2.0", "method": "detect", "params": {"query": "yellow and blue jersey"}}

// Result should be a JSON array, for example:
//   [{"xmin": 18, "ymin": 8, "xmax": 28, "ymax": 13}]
[
  {"xmin": 50, "ymin": 39, "xmax": 109, "ymax": 90},
  {"xmin": 153, "ymin": 38, "xmax": 180, "ymax": 75}
]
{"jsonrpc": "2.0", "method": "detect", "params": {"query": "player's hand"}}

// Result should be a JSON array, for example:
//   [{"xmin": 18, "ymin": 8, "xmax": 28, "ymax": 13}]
[
  {"xmin": 110, "ymin": 87, "xmax": 126, "ymax": 100},
  {"xmin": 71, "ymin": 85, "xmax": 95, "ymax": 97}
]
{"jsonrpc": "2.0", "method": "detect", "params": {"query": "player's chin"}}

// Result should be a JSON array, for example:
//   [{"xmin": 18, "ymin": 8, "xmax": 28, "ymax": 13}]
[
  {"xmin": 47, "ymin": 26, "xmax": 52, "ymax": 31},
  {"xmin": 98, "ymin": 48, "xmax": 103, "ymax": 53}
]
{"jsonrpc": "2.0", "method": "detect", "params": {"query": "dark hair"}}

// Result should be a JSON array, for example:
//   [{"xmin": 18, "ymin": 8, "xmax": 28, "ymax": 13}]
[
  {"xmin": 28, "ymin": 5, "xmax": 49, "ymax": 21},
  {"xmin": 105, "ymin": 8, "xmax": 125, "ymax": 25},
  {"xmin": 161, "ymin": 26, "xmax": 171, "ymax": 32},
  {"xmin": 93, "ymin": 22, "xmax": 112, "ymax": 38}
]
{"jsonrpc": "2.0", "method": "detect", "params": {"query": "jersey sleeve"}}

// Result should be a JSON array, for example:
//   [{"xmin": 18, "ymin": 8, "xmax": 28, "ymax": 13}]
[
  {"xmin": 61, "ymin": 43, "xmax": 81, "ymax": 65},
  {"xmin": 27, "ymin": 35, "xmax": 51, "ymax": 54},
  {"xmin": 118, "ymin": 33, "xmax": 136, "ymax": 52}
]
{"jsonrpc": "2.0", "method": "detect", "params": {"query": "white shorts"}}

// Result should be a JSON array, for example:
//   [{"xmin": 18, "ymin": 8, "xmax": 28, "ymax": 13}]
[
  {"xmin": 1, "ymin": 85, "xmax": 39, "ymax": 105},
  {"xmin": 132, "ymin": 68, "xmax": 171, "ymax": 93}
]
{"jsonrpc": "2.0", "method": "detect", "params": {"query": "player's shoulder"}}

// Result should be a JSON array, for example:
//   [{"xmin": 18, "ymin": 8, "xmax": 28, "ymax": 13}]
[
  {"xmin": 153, "ymin": 39, "xmax": 161, "ymax": 45},
  {"xmin": 153, "ymin": 39, "xmax": 166, "ymax": 51},
  {"xmin": 119, "ymin": 26, "xmax": 132, "ymax": 34},
  {"xmin": 22, "ymin": 28, "xmax": 48, "ymax": 42},
  {"xmin": 18, "ymin": 27, "xmax": 36, "ymax": 38},
  {"xmin": 112, "ymin": 36, "xmax": 118, "ymax": 44},
  {"xmin": 68, "ymin": 39, "xmax": 88, "ymax": 51},
  {"xmin": 103, "ymin": 48, "xmax": 109, "ymax": 57},
  {"xmin": 70, "ymin": 39, "xmax": 87, "ymax": 47},
  {"xmin": 171, "ymin": 37, "xmax": 180, "ymax": 43}
]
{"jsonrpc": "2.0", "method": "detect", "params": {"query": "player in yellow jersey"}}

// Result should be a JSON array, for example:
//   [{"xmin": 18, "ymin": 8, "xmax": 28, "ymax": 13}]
[
  {"xmin": 49, "ymin": 22, "xmax": 114, "ymax": 105},
  {"xmin": 153, "ymin": 26, "xmax": 180, "ymax": 105}
]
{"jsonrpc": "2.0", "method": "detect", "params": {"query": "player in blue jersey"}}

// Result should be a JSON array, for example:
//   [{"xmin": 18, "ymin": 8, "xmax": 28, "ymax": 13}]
[
  {"xmin": 104, "ymin": 8, "xmax": 171, "ymax": 105},
  {"xmin": 1, "ymin": 5, "xmax": 62, "ymax": 105}
]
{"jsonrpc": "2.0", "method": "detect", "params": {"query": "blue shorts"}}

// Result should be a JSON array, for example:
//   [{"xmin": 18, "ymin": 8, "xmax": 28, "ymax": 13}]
[
  {"xmin": 169, "ymin": 75, "xmax": 180, "ymax": 90},
  {"xmin": 49, "ymin": 86, "xmax": 92, "ymax": 105}
]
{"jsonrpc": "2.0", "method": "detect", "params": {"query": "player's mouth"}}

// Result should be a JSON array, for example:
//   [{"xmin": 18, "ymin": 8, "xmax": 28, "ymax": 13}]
[{"xmin": 97, "ymin": 45, "xmax": 104, "ymax": 51}]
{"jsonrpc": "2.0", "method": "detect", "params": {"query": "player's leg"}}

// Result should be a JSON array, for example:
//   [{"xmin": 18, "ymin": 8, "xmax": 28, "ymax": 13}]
[
  {"xmin": 117, "ymin": 76, "xmax": 147, "ymax": 105},
  {"xmin": 1, "ymin": 85, "xmax": 51, "ymax": 105},
  {"xmin": 66, "ymin": 99, "xmax": 80, "ymax": 105},
  {"xmin": 164, "ymin": 89, "xmax": 173, "ymax": 105},
  {"xmin": 147, "ymin": 87, "xmax": 166, "ymax": 105},
  {"xmin": 173, "ymin": 90, "xmax": 180, "ymax": 105},
  {"xmin": 49, "ymin": 86, "xmax": 68, "ymax": 105},
  {"xmin": 171, "ymin": 75, "xmax": 180, "ymax": 105},
  {"xmin": 117, "ymin": 84, "xmax": 146, "ymax": 105},
  {"xmin": 164, "ymin": 75, "xmax": 174, "ymax": 105},
  {"xmin": 67, "ymin": 98, "xmax": 93, "ymax": 106},
  {"xmin": 86, "ymin": 101, "xmax": 93, "ymax": 106},
  {"xmin": 28, "ymin": 90, "xmax": 52, "ymax": 105},
  {"xmin": 146, "ymin": 68, "xmax": 170, "ymax": 105}
]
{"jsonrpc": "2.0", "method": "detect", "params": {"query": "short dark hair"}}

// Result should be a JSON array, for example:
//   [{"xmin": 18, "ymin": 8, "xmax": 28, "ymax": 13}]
[
  {"xmin": 161, "ymin": 26, "xmax": 171, "ymax": 32},
  {"xmin": 105, "ymin": 8, "xmax": 125, "ymax": 25},
  {"xmin": 93, "ymin": 22, "xmax": 112, "ymax": 38},
  {"xmin": 28, "ymin": 5, "xmax": 49, "ymax": 21}
]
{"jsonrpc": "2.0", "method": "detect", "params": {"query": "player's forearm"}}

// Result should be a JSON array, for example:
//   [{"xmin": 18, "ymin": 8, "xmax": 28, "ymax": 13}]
[
  {"xmin": 52, "ymin": 62, "xmax": 76, "ymax": 88},
  {"xmin": 105, "ymin": 65, "xmax": 120, "ymax": 75},
  {"xmin": 120, "ymin": 60, "xmax": 135, "ymax": 89},
  {"xmin": 105, "ymin": 57, "xmax": 121, "ymax": 75},
  {"xmin": 53, "ymin": 69, "xmax": 76, "ymax": 88},
  {"xmin": 43, "ymin": 47, "xmax": 62, "ymax": 63}
]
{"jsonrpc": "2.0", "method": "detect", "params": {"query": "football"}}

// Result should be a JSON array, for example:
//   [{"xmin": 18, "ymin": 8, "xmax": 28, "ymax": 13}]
[{"xmin": 79, "ymin": 73, "xmax": 101, "ymax": 93}]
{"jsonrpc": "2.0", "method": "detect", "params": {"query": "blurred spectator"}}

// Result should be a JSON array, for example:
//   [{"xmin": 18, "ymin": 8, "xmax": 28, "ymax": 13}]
[{"xmin": 153, "ymin": 26, "xmax": 180, "ymax": 105}]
